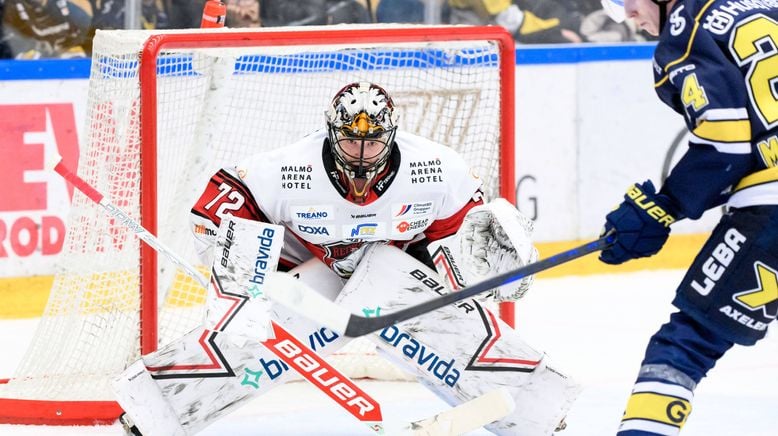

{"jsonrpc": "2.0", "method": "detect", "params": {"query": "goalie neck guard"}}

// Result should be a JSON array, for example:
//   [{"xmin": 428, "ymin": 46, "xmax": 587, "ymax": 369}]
[{"xmin": 325, "ymin": 82, "xmax": 399, "ymax": 204}]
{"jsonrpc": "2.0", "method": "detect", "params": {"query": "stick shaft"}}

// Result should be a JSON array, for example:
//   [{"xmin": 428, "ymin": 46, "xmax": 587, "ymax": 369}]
[
  {"xmin": 54, "ymin": 161, "xmax": 208, "ymax": 287},
  {"xmin": 345, "ymin": 236, "xmax": 614, "ymax": 337}
]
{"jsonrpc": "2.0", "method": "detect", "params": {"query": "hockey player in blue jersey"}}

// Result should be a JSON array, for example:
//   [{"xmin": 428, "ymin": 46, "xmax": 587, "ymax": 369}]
[{"xmin": 600, "ymin": 0, "xmax": 778, "ymax": 434}]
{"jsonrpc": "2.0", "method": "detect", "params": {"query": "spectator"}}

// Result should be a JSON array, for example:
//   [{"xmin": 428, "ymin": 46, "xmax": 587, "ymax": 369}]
[
  {"xmin": 327, "ymin": 0, "xmax": 369, "ymax": 23},
  {"xmin": 447, "ymin": 0, "xmax": 578, "ymax": 44},
  {"xmin": 141, "ymin": 0, "xmax": 169, "ymax": 29},
  {"xmin": 260, "ymin": 0, "xmax": 369, "ymax": 26},
  {"xmin": 83, "ymin": 0, "xmax": 170, "ymax": 56},
  {"xmin": 0, "ymin": 0, "xmax": 12, "ymax": 58},
  {"xmin": 225, "ymin": 0, "xmax": 260, "ymax": 27},
  {"xmin": 577, "ymin": 0, "xmax": 642, "ymax": 43},
  {"xmin": 447, "ymin": 0, "xmax": 642, "ymax": 44},
  {"xmin": 2, "ymin": 0, "xmax": 93, "ymax": 58},
  {"xmin": 375, "ymin": 0, "xmax": 439, "ymax": 23},
  {"xmin": 376, "ymin": 0, "xmax": 423, "ymax": 23},
  {"xmin": 167, "ymin": 0, "xmax": 205, "ymax": 28}
]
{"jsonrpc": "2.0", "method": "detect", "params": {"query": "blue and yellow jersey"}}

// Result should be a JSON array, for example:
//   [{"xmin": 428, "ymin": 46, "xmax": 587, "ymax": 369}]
[{"xmin": 652, "ymin": 0, "xmax": 778, "ymax": 218}]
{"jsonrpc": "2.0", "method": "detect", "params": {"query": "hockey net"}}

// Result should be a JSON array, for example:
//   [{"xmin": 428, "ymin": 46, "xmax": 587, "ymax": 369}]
[{"xmin": 0, "ymin": 25, "xmax": 516, "ymax": 425}]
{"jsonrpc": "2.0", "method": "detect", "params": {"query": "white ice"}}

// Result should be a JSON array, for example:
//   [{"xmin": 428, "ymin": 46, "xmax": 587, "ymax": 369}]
[{"xmin": 1, "ymin": 269, "xmax": 776, "ymax": 435}]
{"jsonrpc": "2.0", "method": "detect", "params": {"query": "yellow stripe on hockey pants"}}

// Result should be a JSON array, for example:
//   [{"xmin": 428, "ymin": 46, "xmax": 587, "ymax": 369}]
[{"xmin": 620, "ymin": 391, "xmax": 691, "ymax": 435}]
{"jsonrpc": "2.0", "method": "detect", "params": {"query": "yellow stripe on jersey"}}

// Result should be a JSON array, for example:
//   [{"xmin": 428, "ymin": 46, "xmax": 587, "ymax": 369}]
[
  {"xmin": 622, "ymin": 392, "xmax": 692, "ymax": 427},
  {"xmin": 655, "ymin": 0, "xmax": 718, "ymax": 88},
  {"xmin": 735, "ymin": 167, "xmax": 778, "ymax": 192},
  {"xmin": 692, "ymin": 119, "xmax": 751, "ymax": 143}
]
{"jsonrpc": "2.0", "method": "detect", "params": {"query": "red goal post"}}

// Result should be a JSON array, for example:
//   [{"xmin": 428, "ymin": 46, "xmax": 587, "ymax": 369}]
[
  {"xmin": 0, "ymin": 24, "xmax": 516, "ymax": 425},
  {"xmin": 137, "ymin": 25, "xmax": 517, "ymax": 354}
]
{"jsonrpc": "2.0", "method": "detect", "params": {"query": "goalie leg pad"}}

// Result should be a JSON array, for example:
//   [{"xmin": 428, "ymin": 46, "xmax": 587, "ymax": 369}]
[
  {"xmin": 112, "ymin": 359, "xmax": 186, "ymax": 436},
  {"xmin": 337, "ymin": 244, "xmax": 579, "ymax": 435},
  {"xmin": 114, "ymin": 258, "xmax": 348, "ymax": 435}
]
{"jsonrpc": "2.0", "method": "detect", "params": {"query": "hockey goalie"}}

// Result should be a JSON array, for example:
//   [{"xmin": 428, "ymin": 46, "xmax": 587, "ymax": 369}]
[{"xmin": 113, "ymin": 82, "xmax": 579, "ymax": 435}]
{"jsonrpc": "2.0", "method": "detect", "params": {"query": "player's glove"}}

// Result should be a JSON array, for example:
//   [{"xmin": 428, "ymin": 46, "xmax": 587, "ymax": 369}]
[{"xmin": 599, "ymin": 180, "xmax": 680, "ymax": 265}]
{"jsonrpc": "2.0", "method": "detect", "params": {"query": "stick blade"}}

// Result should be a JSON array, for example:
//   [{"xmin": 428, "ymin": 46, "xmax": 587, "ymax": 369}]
[
  {"xmin": 264, "ymin": 272, "xmax": 352, "ymax": 335},
  {"xmin": 389, "ymin": 387, "xmax": 515, "ymax": 436}
]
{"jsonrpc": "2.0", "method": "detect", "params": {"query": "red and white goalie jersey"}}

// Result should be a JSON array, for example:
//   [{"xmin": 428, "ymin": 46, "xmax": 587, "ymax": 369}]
[{"xmin": 191, "ymin": 129, "xmax": 484, "ymax": 277}]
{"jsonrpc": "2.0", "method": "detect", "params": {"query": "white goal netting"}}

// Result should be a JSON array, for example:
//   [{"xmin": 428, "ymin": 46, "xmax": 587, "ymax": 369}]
[{"xmin": 0, "ymin": 25, "xmax": 514, "ymax": 421}]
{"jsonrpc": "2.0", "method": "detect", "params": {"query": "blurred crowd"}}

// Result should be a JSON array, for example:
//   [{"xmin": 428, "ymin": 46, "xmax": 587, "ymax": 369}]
[{"xmin": 0, "ymin": 0, "xmax": 649, "ymax": 59}]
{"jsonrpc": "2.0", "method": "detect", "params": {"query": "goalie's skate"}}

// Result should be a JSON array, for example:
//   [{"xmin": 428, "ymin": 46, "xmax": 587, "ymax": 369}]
[{"xmin": 119, "ymin": 413, "xmax": 143, "ymax": 436}]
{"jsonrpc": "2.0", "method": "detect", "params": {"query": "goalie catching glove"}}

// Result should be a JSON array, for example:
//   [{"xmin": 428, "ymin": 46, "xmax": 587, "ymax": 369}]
[{"xmin": 428, "ymin": 198, "xmax": 539, "ymax": 301}]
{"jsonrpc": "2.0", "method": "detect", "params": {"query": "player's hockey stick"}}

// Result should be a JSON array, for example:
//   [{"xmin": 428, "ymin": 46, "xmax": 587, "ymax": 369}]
[
  {"xmin": 266, "ymin": 235, "xmax": 615, "ymax": 338},
  {"xmin": 51, "ymin": 156, "xmax": 513, "ymax": 434}
]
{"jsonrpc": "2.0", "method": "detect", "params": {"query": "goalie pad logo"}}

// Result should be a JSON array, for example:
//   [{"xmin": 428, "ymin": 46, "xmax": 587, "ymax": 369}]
[
  {"xmin": 429, "ymin": 245, "xmax": 467, "ymax": 290},
  {"xmin": 378, "ymin": 325, "xmax": 461, "ymax": 387},
  {"xmin": 408, "ymin": 268, "xmax": 542, "ymax": 373}
]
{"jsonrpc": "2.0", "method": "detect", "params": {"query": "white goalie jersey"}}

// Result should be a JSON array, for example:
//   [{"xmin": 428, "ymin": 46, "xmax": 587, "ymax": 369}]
[{"xmin": 190, "ymin": 129, "xmax": 484, "ymax": 277}]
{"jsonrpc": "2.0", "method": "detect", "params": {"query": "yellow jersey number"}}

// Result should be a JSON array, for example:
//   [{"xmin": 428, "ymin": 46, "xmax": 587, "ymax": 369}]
[
  {"xmin": 681, "ymin": 73, "xmax": 709, "ymax": 112},
  {"xmin": 730, "ymin": 14, "xmax": 778, "ymax": 128}
]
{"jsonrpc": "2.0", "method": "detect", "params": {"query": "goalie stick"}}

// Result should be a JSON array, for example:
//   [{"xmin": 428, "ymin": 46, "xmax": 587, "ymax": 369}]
[
  {"xmin": 393, "ymin": 387, "xmax": 514, "ymax": 435},
  {"xmin": 52, "ymin": 156, "xmax": 513, "ymax": 434},
  {"xmin": 265, "ymin": 235, "xmax": 615, "ymax": 338}
]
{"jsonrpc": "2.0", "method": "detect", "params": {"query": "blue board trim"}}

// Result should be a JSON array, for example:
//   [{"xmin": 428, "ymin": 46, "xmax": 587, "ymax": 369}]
[
  {"xmin": 515, "ymin": 43, "xmax": 656, "ymax": 65},
  {"xmin": 0, "ymin": 43, "xmax": 657, "ymax": 81},
  {"xmin": 0, "ymin": 58, "xmax": 92, "ymax": 80}
]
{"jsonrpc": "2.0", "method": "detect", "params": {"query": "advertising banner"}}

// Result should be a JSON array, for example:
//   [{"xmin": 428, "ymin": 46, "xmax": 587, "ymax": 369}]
[{"xmin": 0, "ymin": 80, "xmax": 88, "ymax": 277}]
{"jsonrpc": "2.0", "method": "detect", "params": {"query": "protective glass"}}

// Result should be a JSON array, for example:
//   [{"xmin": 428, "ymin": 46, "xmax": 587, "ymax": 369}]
[{"xmin": 601, "ymin": 0, "xmax": 626, "ymax": 22}]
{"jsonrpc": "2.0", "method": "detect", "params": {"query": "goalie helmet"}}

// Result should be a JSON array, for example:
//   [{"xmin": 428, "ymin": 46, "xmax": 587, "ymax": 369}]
[{"xmin": 325, "ymin": 82, "xmax": 398, "ymax": 203}]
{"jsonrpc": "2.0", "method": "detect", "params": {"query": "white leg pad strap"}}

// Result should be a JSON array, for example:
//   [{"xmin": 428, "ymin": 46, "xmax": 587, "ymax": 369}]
[{"xmin": 112, "ymin": 359, "xmax": 186, "ymax": 436}]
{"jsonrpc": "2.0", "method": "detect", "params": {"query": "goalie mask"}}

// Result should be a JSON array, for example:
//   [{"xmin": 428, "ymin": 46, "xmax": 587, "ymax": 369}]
[{"xmin": 325, "ymin": 82, "xmax": 398, "ymax": 203}]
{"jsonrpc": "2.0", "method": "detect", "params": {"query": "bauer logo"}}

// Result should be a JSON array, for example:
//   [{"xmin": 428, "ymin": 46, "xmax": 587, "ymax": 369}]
[
  {"xmin": 290, "ymin": 205, "xmax": 334, "ymax": 220},
  {"xmin": 392, "ymin": 201, "xmax": 433, "ymax": 217},
  {"xmin": 378, "ymin": 325, "xmax": 461, "ymax": 387},
  {"xmin": 258, "ymin": 327, "xmax": 340, "ymax": 380},
  {"xmin": 263, "ymin": 323, "xmax": 382, "ymax": 422},
  {"xmin": 219, "ymin": 220, "xmax": 236, "ymax": 268}
]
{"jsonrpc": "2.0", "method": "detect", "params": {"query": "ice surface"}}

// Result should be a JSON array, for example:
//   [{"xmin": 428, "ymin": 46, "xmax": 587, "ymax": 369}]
[{"xmin": 1, "ymin": 270, "xmax": 775, "ymax": 435}]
